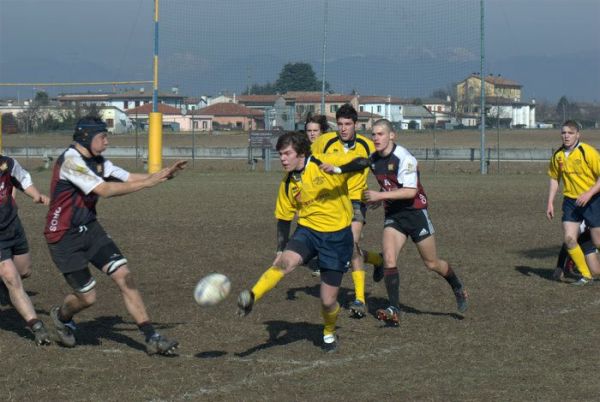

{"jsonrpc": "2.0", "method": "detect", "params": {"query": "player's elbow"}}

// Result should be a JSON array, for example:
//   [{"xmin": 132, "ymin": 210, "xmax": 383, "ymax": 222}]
[{"xmin": 91, "ymin": 183, "xmax": 113, "ymax": 198}]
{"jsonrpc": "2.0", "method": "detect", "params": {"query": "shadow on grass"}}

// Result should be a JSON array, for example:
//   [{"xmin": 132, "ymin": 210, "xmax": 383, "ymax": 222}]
[
  {"xmin": 68, "ymin": 315, "xmax": 181, "ymax": 355},
  {"xmin": 234, "ymin": 320, "xmax": 322, "ymax": 357},
  {"xmin": 518, "ymin": 246, "xmax": 561, "ymax": 259},
  {"xmin": 0, "ymin": 307, "xmax": 41, "ymax": 341},
  {"xmin": 515, "ymin": 265, "xmax": 555, "ymax": 281},
  {"xmin": 368, "ymin": 296, "xmax": 464, "ymax": 321}
]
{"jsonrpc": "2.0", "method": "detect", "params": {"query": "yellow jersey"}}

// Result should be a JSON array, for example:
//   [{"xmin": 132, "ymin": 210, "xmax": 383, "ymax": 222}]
[
  {"xmin": 548, "ymin": 142, "xmax": 600, "ymax": 198},
  {"xmin": 311, "ymin": 131, "xmax": 374, "ymax": 201},
  {"xmin": 274, "ymin": 152, "xmax": 356, "ymax": 232}
]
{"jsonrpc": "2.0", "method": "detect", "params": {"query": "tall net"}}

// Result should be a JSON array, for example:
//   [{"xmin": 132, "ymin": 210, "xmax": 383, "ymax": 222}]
[{"xmin": 161, "ymin": 0, "xmax": 480, "ymax": 98}]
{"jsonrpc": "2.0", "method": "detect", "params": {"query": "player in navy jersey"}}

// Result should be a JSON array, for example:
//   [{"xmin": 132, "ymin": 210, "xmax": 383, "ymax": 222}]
[
  {"xmin": 0, "ymin": 154, "xmax": 52, "ymax": 345},
  {"xmin": 363, "ymin": 119, "xmax": 468, "ymax": 326},
  {"xmin": 44, "ymin": 116, "xmax": 186, "ymax": 355}
]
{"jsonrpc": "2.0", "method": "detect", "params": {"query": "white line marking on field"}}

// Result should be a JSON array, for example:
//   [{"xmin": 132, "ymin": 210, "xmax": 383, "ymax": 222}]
[{"xmin": 175, "ymin": 344, "xmax": 408, "ymax": 400}]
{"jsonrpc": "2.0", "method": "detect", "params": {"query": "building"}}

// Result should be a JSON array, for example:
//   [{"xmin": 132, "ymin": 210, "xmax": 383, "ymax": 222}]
[
  {"xmin": 455, "ymin": 74, "xmax": 536, "ymax": 128},
  {"xmin": 57, "ymin": 88, "xmax": 187, "ymax": 111},
  {"xmin": 357, "ymin": 95, "xmax": 405, "ymax": 123},
  {"xmin": 195, "ymin": 102, "xmax": 263, "ymax": 131}
]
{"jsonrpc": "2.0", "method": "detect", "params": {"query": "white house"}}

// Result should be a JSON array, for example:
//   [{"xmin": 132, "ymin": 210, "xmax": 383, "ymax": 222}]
[{"xmin": 358, "ymin": 96, "xmax": 405, "ymax": 123}]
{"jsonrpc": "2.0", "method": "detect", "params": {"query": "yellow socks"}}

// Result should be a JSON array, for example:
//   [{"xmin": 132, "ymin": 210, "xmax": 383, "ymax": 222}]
[
  {"xmin": 351, "ymin": 270, "xmax": 366, "ymax": 303},
  {"xmin": 567, "ymin": 245, "xmax": 592, "ymax": 279},
  {"xmin": 321, "ymin": 303, "xmax": 340, "ymax": 336},
  {"xmin": 251, "ymin": 266, "xmax": 285, "ymax": 302}
]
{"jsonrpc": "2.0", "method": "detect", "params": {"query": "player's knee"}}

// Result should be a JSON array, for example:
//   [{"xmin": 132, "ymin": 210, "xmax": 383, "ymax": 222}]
[
  {"xmin": 20, "ymin": 269, "xmax": 32, "ymax": 280},
  {"xmin": 106, "ymin": 258, "xmax": 128, "ymax": 276},
  {"xmin": 564, "ymin": 235, "xmax": 579, "ymax": 248},
  {"xmin": 76, "ymin": 288, "xmax": 97, "ymax": 307},
  {"xmin": 321, "ymin": 298, "xmax": 337, "ymax": 311},
  {"xmin": 423, "ymin": 259, "xmax": 439, "ymax": 271}
]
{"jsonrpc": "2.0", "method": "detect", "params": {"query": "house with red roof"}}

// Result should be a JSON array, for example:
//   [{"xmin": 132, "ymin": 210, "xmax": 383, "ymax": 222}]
[{"xmin": 194, "ymin": 102, "xmax": 264, "ymax": 131}]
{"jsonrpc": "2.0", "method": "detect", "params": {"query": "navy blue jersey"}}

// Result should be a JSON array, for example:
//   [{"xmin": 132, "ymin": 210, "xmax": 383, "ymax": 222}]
[
  {"xmin": 369, "ymin": 143, "xmax": 428, "ymax": 214},
  {"xmin": 44, "ymin": 146, "xmax": 129, "ymax": 243}
]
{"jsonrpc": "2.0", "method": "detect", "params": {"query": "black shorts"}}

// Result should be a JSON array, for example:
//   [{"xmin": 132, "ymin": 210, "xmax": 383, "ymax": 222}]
[
  {"xmin": 0, "ymin": 217, "xmax": 30, "ymax": 262},
  {"xmin": 48, "ymin": 221, "xmax": 125, "ymax": 275},
  {"xmin": 384, "ymin": 208, "xmax": 435, "ymax": 243},
  {"xmin": 351, "ymin": 200, "xmax": 367, "ymax": 224}
]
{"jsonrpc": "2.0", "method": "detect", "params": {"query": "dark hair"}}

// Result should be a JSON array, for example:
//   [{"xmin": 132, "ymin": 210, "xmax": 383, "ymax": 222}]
[
  {"xmin": 276, "ymin": 131, "xmax": 311, "ymax": 156},
  {"xmin": 73, "ymin": 116, "xmax": 108, "ymax": 150},
  {"xmin": 336, "ymin": 103, "xmax": 358, "ymax": 123},
  {"xmin": 562, "ymin": 120, "xmax": 581, "ymax": 131},
  {"xmin": 305, "ymin": 113, "xmax": 329, "ymax": 132}
]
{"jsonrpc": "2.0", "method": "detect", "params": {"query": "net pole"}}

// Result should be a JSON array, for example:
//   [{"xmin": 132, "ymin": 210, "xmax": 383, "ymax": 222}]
[
  {"xmin": 320, "ymin": 0, "xmax": 328, "ymax": 115},
  {"xmin": 479, "ymin": 0, "xmax": 487, "ymax": 174},
  {"xmin": 149, "ymin": 0, "xmax": 163, "ymax": 173}
]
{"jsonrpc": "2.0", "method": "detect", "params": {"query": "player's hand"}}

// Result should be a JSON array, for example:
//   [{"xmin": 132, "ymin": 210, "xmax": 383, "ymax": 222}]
[
  {"xmin": 546, "ymin": 204, "xmax": 554, "ymax": 220},
  {"xmin": 167, "ymin": 160, "xmax": 188, "ymax": 179},
  {"xmin": 319, "ymin": 163, "xmax": 340, "ymax": 174},
  {"xmin": 575, "ymin": 191, "xmax": 593, "ymax": 207},
  {"xmin": 35, "ymin": 194, "xmax": 50, "ymax": 205},
  {"xmin": 363, "ymin": 189, "xmax": 381, "ymax": 203}
]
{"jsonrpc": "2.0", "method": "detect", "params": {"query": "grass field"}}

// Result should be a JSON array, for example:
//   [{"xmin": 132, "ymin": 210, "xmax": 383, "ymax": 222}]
[
  {"xmin": 2, "ymin": 161, "xmax": 600, "ymax": 401},
  {"xmin": 4, "ymin": 128, "xmax": 600, "ymax": 150}
]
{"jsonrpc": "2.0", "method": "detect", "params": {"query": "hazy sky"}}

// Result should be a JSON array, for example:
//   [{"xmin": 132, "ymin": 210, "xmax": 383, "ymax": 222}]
[{"xmin": 0, "ymin": 0, "xmax": 598, "ymax": 101}]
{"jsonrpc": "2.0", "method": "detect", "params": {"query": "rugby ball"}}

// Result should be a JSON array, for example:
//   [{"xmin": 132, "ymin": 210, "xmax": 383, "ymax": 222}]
[{"xmin": 194, "ymin": 273, "xmax": 231, "ymax": 306}]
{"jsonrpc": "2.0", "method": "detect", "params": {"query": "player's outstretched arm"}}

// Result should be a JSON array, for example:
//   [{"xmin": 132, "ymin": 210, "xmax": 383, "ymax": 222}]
[
  {"xmin": 93, "ymin": 167, "xmax": 175, "ymax": 198},
  {"xmin": 320, "ymin": 157, "xmax": 370, "ymax": 174}
]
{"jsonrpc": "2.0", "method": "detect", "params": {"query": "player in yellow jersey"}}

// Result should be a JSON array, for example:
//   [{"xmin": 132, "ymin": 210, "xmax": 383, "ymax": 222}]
[
  {"xmin": 547, "ymin": 120, "xmax": 600, "ymax": 286},
  {"xmin": 311, "ymin": 103, "xmax": 383, "ymax": 319},
  {"xmin": 237, "ymin": 131, "xmax": 370, "ymax": 352}
]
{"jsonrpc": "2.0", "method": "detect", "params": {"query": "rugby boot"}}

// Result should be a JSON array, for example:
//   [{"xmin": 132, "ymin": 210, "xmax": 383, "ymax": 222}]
[
  {"xmin": 372, "ymin": 255, "xmax": 384, "ymax": 283},
  {"xmin": 237, "ymin": 290, "xmax": 255, "ymax": 317},
  {"xmin": 311, "ymin": 268, "xmax": 321, "ymax": 278},
  {"xmin": 349, "ymin": 300, "xmax": 366, "ymax": 319},
  {"xmin": 376, "ymin": 306, "xmax": 400, "ymax": 327},
  {"xmin": 50, "ymin": 306, "xmax": 76, "ymax": 347},
  {"xmin": 551, "ymin": 267, "xmax": 565, "ymax": 282},
  {"xmin": 572, "ymin": 277, "xmax": 593, "ymax": 286},
  {"xmin": 146, "ymin": 333, "xmax": 179, "ymax": 356},
  {"xmin": 31, "ymin": 321, "xmax": 52, "ymax": 346},
  {"xmin": 454, "ymin": 287, "xmax": 469, "ymax": 314},
  {"xmin": 321, "ymin": 334, "xmax": 338, "ymax": 353}
]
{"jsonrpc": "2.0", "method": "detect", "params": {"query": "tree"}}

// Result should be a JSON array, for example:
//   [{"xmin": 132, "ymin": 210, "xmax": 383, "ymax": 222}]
[
  {"xmin": 34, "ymin": 91, "xmax": 49, "ymax": 106},
  {"xmin": 275, "ymin": 62, "xmax": 321, "ymax": 92},
  {"xmin": 243, "ymin": 62, "xmax": 330, "ymax": 95},
  {"xmin": 556, "ymin": 96, "xmax": 569, "ymax": 121}
]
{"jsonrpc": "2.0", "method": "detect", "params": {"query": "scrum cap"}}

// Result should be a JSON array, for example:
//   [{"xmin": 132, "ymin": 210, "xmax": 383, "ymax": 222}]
[{"xmin": 73, "ymin": 117, "xmax": 107, "ymax": 151}]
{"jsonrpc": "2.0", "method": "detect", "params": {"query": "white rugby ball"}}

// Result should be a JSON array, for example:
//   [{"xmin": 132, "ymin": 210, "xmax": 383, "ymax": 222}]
[{"xmin": 194, "ymin": 273, "xmax": 231, "ymax": 306}]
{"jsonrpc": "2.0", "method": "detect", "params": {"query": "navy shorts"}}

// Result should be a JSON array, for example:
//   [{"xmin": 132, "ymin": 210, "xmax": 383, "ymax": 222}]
[
  {"xmin": 384, "ymin": 208, "xmax": 435, "ymax": 243},
  {"xmin": 285, "ymin": 225, "xmax": 353, "ymax": 273},
  {"xmin": 0, "ymin": 217, "xmax": 30, "ymax": 262},
  {"xmin": 562, "ymin": 195, "xmax": 600, "ymax": 227}
]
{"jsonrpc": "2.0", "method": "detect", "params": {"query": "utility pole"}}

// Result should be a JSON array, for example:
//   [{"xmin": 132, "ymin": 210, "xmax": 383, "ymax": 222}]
[
  {"xmin": 479, "ymin": 0, "xmax": 487, "ymax": 174},
  {"xmin": 320, "ymin": 0, "xmax": 328, "ymax": 115}
]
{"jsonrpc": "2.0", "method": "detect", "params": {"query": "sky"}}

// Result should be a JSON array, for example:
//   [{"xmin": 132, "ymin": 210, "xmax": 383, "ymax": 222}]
[{"xmin": 0, "ymin": 0, "xmax": 598, "ymax": 102}]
